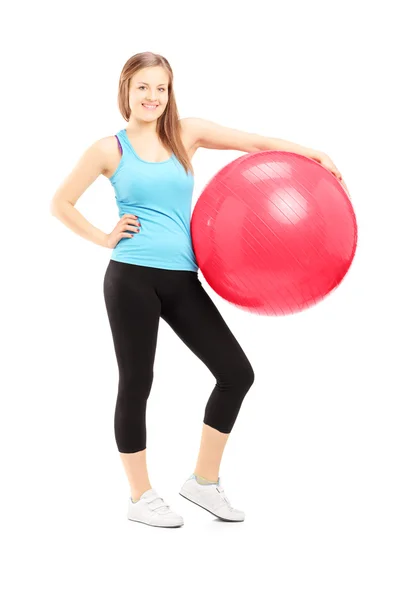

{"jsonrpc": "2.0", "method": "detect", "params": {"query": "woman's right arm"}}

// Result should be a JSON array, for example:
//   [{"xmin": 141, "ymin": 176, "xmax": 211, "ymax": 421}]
[{"xmin": 50, "ymin": 140, "xmax": 109, "ymax": 247}]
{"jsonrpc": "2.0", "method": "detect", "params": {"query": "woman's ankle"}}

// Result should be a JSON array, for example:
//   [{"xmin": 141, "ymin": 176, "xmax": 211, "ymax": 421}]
[{"xmin": 131, "ymin": 485, "xmax": 152, "ymax": 502}]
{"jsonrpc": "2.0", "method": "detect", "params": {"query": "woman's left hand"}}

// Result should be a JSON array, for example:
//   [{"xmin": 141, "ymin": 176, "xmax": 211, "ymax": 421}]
[{"xmin": 308, "ymin": 150, "xmax": 350, "ymax": 196}]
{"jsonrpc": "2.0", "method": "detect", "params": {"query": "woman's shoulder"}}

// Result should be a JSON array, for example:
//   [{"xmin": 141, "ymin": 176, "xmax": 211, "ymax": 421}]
[
  {"xmin": 91, "ymin": 134, "xmax": 123, "ymax": 178},
  {"xmin": 96, "ymin": 133, "xmax": 122, "ymax": 151},
  {"xmin": 179, "ymin": 117, "xmax": 201, "ymax": 151}
]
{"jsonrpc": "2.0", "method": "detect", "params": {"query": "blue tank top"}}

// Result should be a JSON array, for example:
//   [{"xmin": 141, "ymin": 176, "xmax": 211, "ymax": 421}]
[{"xmin": 108, "ymin": 128, "xmax": 198, "ymax": 272}]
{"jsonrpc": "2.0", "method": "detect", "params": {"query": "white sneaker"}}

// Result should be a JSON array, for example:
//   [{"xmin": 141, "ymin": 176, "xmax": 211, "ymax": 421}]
[
  {"xmin": 127, "ymin": 488, "xmax": 184, "ymax": 528},
  {"xmin": 179, "ymin": 475, "xmax": 245, "ymax": 522}
]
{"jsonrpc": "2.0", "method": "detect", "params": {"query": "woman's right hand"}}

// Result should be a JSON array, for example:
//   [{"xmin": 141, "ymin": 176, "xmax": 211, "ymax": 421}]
[{"xmin": 105, "ymin": 214, "xmax": 141, "ymax": 248}]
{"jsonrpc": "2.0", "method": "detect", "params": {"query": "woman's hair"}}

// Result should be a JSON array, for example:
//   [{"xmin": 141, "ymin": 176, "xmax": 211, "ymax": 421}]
[{"xmin": 117, "ymin": 52, "xmax": 194, "ymax": 176}]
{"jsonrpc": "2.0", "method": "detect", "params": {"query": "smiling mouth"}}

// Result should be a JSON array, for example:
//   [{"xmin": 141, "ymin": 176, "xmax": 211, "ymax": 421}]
[{"xmin": 142, "ymin": 104, "xmax": 159, "ymax": 110}]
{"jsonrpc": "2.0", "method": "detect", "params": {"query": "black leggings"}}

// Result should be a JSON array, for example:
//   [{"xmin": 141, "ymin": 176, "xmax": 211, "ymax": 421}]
[{"xmin": 103, "ymin": 259, "xmax": 255, "ymax": 453}]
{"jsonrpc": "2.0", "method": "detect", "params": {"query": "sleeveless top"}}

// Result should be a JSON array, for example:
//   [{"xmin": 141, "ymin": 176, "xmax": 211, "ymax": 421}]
[{"xmin": 108, "ymin": 128, "xmax": 199, "ymax": 272}]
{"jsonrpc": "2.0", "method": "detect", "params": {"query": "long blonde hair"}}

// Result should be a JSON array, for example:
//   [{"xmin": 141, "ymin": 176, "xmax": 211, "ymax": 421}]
[{"xmin": 117, "ymin": 51, "xmax": 194, "ymax": 176}]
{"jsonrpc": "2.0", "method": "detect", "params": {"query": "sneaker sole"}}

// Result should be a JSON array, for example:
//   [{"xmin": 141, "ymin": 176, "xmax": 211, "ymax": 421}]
[
  {"xmin": 128, "ymin": 516, "xmax": 183, "ymax": 528},
  {"xmin": 179, "ymin": 491, "xmax": 244, "ymax": 522}
]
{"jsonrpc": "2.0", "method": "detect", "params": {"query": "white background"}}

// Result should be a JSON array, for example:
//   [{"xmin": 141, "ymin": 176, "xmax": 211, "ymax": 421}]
[{"xmin": 2, "ymin": 0, "xmax": 399, "ymax": 598}]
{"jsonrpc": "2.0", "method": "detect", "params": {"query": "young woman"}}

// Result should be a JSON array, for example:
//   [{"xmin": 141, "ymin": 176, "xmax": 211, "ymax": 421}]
[{"xmin": 50, "ymin": 51, "xmax": 345, "ymax": 528}]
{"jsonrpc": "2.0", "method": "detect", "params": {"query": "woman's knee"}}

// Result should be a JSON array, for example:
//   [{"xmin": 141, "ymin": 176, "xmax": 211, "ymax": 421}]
[
  {"xmin": 242, "ymin": 361, "xmax": 255, "ymax": 387},
  {"xmin": 236, "ymin": 355, "xmax": 255, "ymax": 384},
  {"xmin": 118, "ymin": 370, "xmax": 154, "ymax": 398},
  {"xmin": 221, "ymin": 359, "xmax": 255, "ymax": 390}
]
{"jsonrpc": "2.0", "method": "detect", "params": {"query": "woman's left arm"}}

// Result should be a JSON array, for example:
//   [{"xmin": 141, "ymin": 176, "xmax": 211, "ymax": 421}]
[{"xmin": 183, "ymin": 117, "xmax": 348, "ymax": 192}]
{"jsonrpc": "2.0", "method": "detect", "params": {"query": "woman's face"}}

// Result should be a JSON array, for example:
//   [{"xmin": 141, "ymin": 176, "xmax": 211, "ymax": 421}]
[{"xmin": 129, "ymin": 67, "xmax": 169, "ymax": 120}]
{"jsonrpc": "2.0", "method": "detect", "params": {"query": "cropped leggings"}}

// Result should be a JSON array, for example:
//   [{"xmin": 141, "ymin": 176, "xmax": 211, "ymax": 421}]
[{"xmin": 103, "ymin": 259, "xmax": 255, "ymax": 453}]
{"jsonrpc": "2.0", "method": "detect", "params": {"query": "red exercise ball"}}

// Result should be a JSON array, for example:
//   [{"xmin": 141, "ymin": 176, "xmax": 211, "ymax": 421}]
[{"xmin": 191, "ymin": 151, "xmax": 358, "ymax": 316}]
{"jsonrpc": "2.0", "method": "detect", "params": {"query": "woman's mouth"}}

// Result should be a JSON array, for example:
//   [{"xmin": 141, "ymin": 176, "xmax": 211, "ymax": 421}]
[{"xmin": 142, "ymin": 104, "xmax": 158, "ymax": 110}]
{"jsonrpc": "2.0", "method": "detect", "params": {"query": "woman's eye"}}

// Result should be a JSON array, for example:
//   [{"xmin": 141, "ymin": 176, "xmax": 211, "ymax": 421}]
[{"xmin": 138, "ymin": 86, "xmax": 165, "ymax": 91}]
